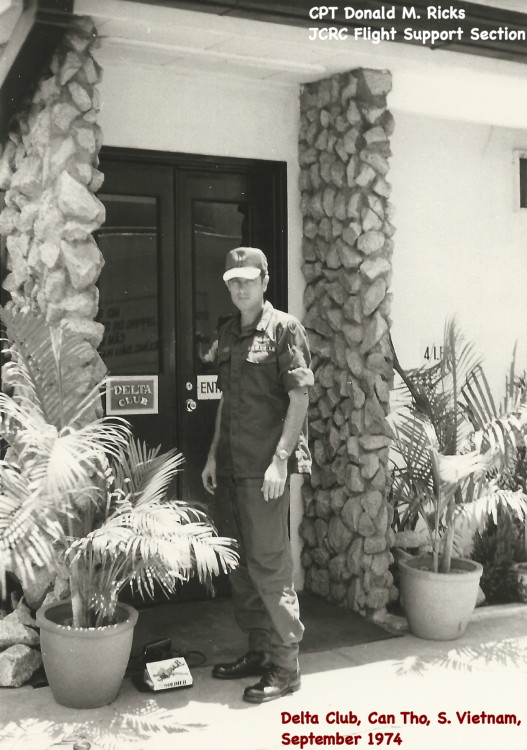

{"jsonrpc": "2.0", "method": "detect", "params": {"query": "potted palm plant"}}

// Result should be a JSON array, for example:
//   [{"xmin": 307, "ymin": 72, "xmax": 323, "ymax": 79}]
[
  {"xmin": 390, "ymin": 319, "xmax": 527, "ymax": 640},
  {"xmin": 0, "ymin": 306, "xmax": 237, "ymax": 707}
]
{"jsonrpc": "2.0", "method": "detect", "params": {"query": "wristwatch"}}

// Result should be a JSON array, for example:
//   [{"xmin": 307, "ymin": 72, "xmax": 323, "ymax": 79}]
[{"xmin": 275, "ymin": 448, "xmax": 289, "ymax": 461}]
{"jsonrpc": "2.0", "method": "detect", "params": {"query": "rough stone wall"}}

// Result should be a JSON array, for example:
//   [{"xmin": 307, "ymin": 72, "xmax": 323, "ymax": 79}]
[
  {"xmin": 0, "ymin": 16, "xmax": 105, "ymax": 390},
  {"xmin": 298, "ymin": 69, "xmax": 397, "ymax": 617},
  {"xmin": 0, "ymin": 16, "xmax": 106, "ymax": 684}
]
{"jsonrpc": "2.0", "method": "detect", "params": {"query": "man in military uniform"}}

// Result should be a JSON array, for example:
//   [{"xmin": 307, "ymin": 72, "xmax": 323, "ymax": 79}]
[{"xmin": 201, "ymin": 247, "xmax": 313, "ymax": 704}]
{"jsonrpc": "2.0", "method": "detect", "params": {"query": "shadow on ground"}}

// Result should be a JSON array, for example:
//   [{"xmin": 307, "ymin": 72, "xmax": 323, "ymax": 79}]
[{"xmin": 394, "ymin": 635, "xmax": 527, "ymax": 677}]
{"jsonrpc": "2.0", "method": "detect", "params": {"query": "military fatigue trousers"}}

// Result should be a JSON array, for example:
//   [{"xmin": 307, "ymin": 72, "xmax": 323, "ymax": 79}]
[{"xmin": 215, "ymin": 478, "xmax": 304, "ymax": 671}]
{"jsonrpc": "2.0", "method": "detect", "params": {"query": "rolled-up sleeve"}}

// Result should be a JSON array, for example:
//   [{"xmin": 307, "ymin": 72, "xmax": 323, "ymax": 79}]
[{"xmin": 277, "ymin": 319, "xmax": 314, "ymax": 392}]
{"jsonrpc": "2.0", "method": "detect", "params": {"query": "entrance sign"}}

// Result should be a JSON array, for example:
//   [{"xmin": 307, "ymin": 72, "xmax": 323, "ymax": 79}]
[
  {"xmin": 106, "ymin": 375, "xmax": 159, "ymax": 415},
  {"xmin": 197, "ymin": 375, "xmax": 222, "ymax": 400}
]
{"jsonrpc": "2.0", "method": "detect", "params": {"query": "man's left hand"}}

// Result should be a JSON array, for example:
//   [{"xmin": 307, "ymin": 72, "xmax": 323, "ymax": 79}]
[{"xmin": 262, "ymin": 457, "xmax": 287, "ymax": 502}]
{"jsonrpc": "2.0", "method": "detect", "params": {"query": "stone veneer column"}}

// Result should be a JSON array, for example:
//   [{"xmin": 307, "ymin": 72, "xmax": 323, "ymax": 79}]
[
  {"xmin": 0, "ymin": 16, "xmax": 106, "ymax": 683},
  {"xmin": 0, "ymin": 16, "xmax": 105, "ymax": 392},
  {"xmin": 298, "ymin": 69, "xmax": 397, "ymax": 616}
]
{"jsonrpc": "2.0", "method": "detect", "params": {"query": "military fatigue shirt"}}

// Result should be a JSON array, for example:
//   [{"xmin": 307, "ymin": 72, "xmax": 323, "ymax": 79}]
[{"xmin": 216, "ymin": 301, "xmax": 313, "ymax": 479}]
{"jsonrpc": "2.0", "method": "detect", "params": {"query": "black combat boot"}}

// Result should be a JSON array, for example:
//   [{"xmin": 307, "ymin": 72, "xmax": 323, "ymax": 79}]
[
  {"xmin": 212, "ymin": 651, "xmax": 271, "ymax": 680},
  {"xmin": 243, "ymin": 664, "xmax": 301, "ymax": 703}
]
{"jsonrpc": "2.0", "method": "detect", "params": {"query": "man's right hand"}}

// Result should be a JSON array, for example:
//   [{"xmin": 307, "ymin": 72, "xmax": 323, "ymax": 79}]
[{"xmin": 202, "ymin": 454, "xmax": 217, "ymax": 494}]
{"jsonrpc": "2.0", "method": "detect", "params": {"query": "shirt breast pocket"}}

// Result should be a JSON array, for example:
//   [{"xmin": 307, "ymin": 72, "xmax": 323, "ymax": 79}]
[
  {"xmin": 246, "ymin": 348, "xmax": 277, "ymax": 365},
  {"xmin": 245, "ymin": 348, "xmax": 278, "ymax": 394}
]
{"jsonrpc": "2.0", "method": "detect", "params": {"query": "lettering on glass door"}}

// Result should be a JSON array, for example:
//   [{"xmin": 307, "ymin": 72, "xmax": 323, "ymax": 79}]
[
  {"xmin": 99, "ymin": 297, "xmax": 158, "ymax": 366},
  {"xmin": 97, "ymin": 195, "xmax": 160, "ymax": 375}
]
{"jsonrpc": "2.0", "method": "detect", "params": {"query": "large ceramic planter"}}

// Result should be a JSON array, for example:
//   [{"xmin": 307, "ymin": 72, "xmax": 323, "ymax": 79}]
[
  {"xmin": 36, "ymin": 601, "xmax": 138, "ymax": 708},
  {"xmin": 398, "ymin": 555, "xmax": 483, "ymax": 640}
]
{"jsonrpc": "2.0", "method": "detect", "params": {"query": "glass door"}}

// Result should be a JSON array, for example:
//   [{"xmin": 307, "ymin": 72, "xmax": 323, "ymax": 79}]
[
  {"xmin": 96, "ymin": 161, "xmax": 176, "ymax": 451},
  {"xmin": 176, "ymin": 167, "xmax": 286, "ymax": 517},
  {"xmin": 97, "ymin": 152, "xmax": 287, "ymax": 516},
  {"xmin": 97, "ymin": 153, "xmax": 286, "ymax": 601}
]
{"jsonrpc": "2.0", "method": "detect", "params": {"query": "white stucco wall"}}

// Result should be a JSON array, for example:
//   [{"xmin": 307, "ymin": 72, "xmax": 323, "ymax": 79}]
[{"xmin": 390, "ymin": 112, "xmax": 527, "ymax": 396}]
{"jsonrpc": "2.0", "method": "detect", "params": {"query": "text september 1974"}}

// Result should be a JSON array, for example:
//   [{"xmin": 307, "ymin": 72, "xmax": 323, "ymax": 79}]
[{"xmin": 278, "ymin": 708, "xmax": 522, "ymax": 747}]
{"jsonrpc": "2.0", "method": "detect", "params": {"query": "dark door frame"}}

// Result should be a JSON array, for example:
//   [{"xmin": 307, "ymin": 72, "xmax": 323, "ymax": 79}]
[
  {"xmin": 98, "ymin": 146, "xmax": 289, "ymax": 454},
  {"xmin": 99, "ymin": 146, "xmax": 288, "ymax": 303},
  {"xmin": 96, "ymin": 147, "xmax": 289, "ymax": 601}
]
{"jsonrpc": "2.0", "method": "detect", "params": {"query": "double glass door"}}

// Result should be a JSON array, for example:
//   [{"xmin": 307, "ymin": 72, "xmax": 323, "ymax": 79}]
[{"xmin": 96, "ymin": 151, "xmax": 287, "ymax": 517}]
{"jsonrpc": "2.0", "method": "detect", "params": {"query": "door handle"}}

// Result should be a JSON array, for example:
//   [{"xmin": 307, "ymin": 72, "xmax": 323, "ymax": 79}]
[{"xmin": 185, "ymin": 399, "xmax": 197, "ymax": 413}]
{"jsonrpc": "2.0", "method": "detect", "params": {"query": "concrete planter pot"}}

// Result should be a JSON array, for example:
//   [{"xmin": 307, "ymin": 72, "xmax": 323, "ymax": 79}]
[
  {"xmin": 398, "ymin": 555, "xmax": 483, "ymax": 640},
  {"xmin": 36, "ymin": 601, "xmax": 138, "ymax": 708}
]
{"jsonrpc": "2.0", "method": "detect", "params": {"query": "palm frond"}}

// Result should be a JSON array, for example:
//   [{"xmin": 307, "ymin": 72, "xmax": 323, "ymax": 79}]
[
  {"xmin": 134, "ymin": 450, "xmax": 185, "ymax": 508},
  {"xmin": 502, "ymin": 344, "xmax": 527, "ymax": 413},
  {"xmin": 434, "ymin": 449, "xmax": 489, "ymax": 487},
  {"xmin": 67, "ymin": 502, "xmax": 238, "ymax": 611},
  {"xmin": 391, "ymin": 413, "xmax": 434, "ymax": 480},
  {"xmin": 111, "ymin": 439, "xmax": 161, "ymax": 496},
  {"xmin": 0, "ymin": 307, "xmax": 106, "ymax": 429},
  {"xmin": 1, "ymin": 306, "xmax": 239, "ymax": 625},
  {"xmin": 0, "ymin": 391, "xmax": 53, "ymax": 444},
  {"xmin": 457, "ymin": 488, "xmax": 527, "ymax": 529},
  {"xmin": 441, "ymin": 317, "xmax": 482, "ymax": 399},
  {"xmin": 109, "ymin": 439, "xmax": 187, "ymax": 512},
  {"xmin": 462, "ymin": 364, "xmax": 497, "ymax": 429},
  {"xmin": 20, "ymin": 419, "xmax": 133, "ymax": 500},
  {"xmin": 0, "ymin": 467, "xmax": 63, "ymax": 597},
  {"xmin": 389, "ymin": 317, "xmax": 527, "ymax": 573}
]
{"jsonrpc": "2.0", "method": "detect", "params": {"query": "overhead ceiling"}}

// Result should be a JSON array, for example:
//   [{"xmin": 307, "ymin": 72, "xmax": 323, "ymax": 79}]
[
  {"xmin": 1, "ymin": 0, "xmax": 527, "ymax": 138},
  {"xmin": 66, "ymin": 0, "xmax": 527, "ymax": 86},
  {"xmin": 2, "ymin": 0, "xmax": 527, "ymax": 73},
  {"xmin": 113, "ymin": 0, "xmax": 527, "ymax": 65}
]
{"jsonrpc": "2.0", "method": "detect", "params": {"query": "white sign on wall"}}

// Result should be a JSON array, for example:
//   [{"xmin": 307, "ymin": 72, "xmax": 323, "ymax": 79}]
[{"xmin": 422, "ymin": 343, "xmax": 444, "ymax": 366}]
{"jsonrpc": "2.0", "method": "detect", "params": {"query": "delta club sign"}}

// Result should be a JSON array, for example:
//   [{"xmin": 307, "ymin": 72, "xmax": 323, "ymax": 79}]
[{"xmin": 106, "ymin": 376, "xmax": 159, "ymax": 415}]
